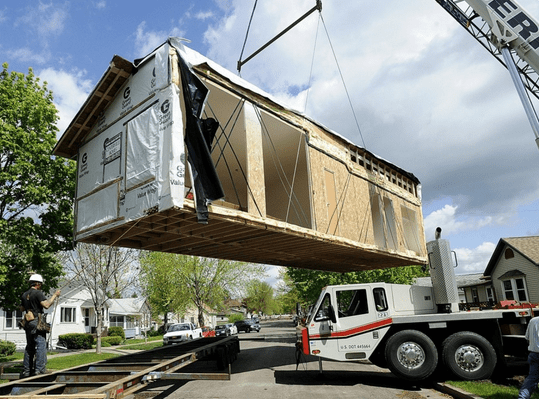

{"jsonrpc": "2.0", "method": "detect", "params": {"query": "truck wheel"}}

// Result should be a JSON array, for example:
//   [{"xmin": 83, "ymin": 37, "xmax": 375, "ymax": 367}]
[
  {"xmin": 442, "ymin": 332, "xmax": 496, "ymax": 380},
  {"xmin": 385, "ymin": 330, "xmax": 438, "ymax": 381}
]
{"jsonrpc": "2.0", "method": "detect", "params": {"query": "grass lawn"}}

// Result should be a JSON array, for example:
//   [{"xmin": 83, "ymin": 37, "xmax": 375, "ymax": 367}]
[{"xmin": 446, "ymin": 380, "xmax": 539, "ymax": 399}]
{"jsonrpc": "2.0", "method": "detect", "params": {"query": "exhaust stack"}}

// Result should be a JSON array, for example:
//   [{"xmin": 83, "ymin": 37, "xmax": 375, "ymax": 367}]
[{"xmin": 426, "ymin": 227, "xmax": 460, "ymax": 313}]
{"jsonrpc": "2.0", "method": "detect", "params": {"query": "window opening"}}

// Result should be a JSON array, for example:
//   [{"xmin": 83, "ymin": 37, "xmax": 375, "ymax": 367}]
[
  {"xmin": 5, "ymin": 310, "xmax": 23, "ymax": 329},
  {"xmin": 502, "ymin": 277, "xmax": 529, "ymax": 302},
  {"xmin": 505, "ymin": 248, "xmax": 515, "ymax": 259},
  {"xmin": 336, "ymin": 289, "xmax": 368, "ymax": 318},
  {"xmin": 374, "ymin": 288, "xmax": 388, "ymax": 311},
  {"xmin": 61, "ymin": 307, "xmax": 76, "ymax": 323}
]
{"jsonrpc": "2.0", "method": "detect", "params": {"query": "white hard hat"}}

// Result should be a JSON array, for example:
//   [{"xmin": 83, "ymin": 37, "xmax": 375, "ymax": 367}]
[{"xmin": 29, "ymin": 274, "xmax": 43, "ymax": 283}]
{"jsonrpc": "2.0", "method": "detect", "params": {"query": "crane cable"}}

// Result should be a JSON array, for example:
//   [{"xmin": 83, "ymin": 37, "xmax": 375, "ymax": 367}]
[
  {"xmin": 319, "ymin": 13, "xmax": 366, "ymax": 150},
  {"xmin": 238, "ymin": 0, "xmax": 259, "ymax": 78}
]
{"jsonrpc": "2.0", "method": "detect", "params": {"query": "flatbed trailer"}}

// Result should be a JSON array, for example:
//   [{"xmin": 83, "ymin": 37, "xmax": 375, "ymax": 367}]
[{"xmin": 0, "ymin": 336, "xmax": 239, "ymax": 398}]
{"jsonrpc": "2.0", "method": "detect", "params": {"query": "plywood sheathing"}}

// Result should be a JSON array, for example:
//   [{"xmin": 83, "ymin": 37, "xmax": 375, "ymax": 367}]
[
  {"xmin": 244, "ymin": 102, "xmax": 267, "ymax": 217},
  {"xmin": 79, "ymin": 200, "xmax": 423, "ymax": 272},
  {"xmin": 53, "ymin": 56, "xmax": 133, "ymax": 159}
]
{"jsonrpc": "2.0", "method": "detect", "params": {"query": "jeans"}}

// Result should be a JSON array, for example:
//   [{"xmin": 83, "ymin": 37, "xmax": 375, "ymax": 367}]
[
  {"xmin": 22, "ymin": 320, "xmax": 47, "ymax": 376},
  {"xmin": 519, "ymin": 352, "xmax": 539, "ymax": 399}
]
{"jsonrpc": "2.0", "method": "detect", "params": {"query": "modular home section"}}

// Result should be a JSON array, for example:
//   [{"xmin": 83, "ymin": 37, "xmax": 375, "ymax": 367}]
[{"xmin": 54, "ymin": 38, "xmax": 427, "ymax": 272}]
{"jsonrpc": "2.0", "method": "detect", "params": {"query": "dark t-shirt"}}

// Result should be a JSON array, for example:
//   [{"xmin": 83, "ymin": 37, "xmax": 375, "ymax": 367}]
[{"xmin": 20, "ymin": 288, "xmax": 47, "ymax": 315}]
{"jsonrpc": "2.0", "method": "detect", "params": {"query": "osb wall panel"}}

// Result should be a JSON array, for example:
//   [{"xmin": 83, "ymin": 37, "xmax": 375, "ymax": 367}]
[{"xmin": 308, "ymin": 145, "xmax": 374, "ymax": 245}]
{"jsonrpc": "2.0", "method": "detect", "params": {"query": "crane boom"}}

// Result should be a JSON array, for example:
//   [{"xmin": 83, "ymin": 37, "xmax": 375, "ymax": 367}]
[{"xmin": 436, "ymin": 0, "xmax": 539, "ymax": 147}]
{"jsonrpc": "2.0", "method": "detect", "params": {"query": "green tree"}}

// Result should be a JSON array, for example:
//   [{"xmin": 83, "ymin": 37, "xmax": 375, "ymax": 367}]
[
  {"xmin": 140, "ymin": 253, "xmax": 266, "ymax": 327},
  {"xmin": 0, "ymin": 63, "xmax": 75, "ymax": 309},
  {"xmin": 285, "ymin": 265, "xmax": 428, "ymax": 306},
  {"xmin": 274, "ymin": 269, "xmax": 301, "ymax": 315},
  {"xmin": 244, "ymin": 280, "xmax": 275, "ymax": 315},
  {"xmin": 139, "ymin": 252, "xmax": 191, "ymax": 329}
]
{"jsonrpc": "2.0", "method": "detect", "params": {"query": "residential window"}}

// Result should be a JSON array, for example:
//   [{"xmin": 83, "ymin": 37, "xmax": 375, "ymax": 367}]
[
  {"xmin": 110, "ymin": 315, "xmax": 124, "ymax": 327},
  {"xmin": 505, "ymin": 248, "xmax": 514, "ymax": 259},
  {"xmin": 5, "ymin": 310, "xmax": 23, "ymax": 329},
  {"xmin": 502, "ymin": 278, "xmax": 529, "ymax": 302},
  {"xmin": 61, "ymin": 307, "xmax": 76, "ymax": 323}
]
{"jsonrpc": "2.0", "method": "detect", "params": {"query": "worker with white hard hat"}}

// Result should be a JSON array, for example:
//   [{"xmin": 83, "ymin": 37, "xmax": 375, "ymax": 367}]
[{"xmin": 19, "ymin": 273, "xmax": 60, "ymax": 377}]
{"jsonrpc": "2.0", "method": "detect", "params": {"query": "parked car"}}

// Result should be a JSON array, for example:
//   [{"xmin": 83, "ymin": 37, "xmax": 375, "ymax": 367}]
[
  {"xmin": 234, "ymin": 320, "xmax": 252, "ymax": 333},
  {"xmin": 202, "ymin": 326, "xmax": 215, "ymax": 337},
  {"xmin": 249, "ymin": 319, "xmax": 261, "ymax": 332},
  {"xmin": 214, "ymin": 324, "xmax": 231, "ymax": 337},
  {"xmin": 163, "ymin": 322, "xmax": 202, "ymax": 345},
  {"xmin": 251, "ymin": 316, "xmax": 260, "ymax": 324},
  {"xmin": 235, "ymin": 319, "xmax": 261, "ymax": 333},
  {"xmin": 227, "ymin": 323, "xmax": 238, "ymax": 335}
]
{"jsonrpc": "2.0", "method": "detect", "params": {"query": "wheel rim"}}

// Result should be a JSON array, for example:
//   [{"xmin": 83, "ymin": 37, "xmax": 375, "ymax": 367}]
[
  {"xmin": 453, "ymin": 344, "xmax": 484, "ymax": 373},
  {"xmin": 397, "ymin": 341, "xmax": 425, "ymax": 370}
]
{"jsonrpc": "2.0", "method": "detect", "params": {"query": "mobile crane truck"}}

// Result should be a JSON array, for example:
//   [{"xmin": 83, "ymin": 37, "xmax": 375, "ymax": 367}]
[
  {"xmin": 297, "ymin": 228, "xmax": 538, "ymax": 381},
  {"xmin": 297, "ymin": 0, "xmax": 539, "ymax": 382}
]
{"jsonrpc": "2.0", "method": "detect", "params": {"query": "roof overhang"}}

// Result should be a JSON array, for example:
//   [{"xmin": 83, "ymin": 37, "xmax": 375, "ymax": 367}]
[{"xmin": 53, "ymin": 55, "xmax": 133, "ymax": 159}]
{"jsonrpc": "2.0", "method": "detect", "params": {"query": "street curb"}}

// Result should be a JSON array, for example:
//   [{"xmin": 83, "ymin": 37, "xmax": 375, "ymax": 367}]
[{"xmin": 434, "ymin": 382, "xmax": 483, "ymax": 399}]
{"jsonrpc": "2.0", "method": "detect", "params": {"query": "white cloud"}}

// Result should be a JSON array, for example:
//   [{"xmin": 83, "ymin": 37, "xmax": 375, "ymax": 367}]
[
  {"xmin": 95, "ymin": 1, "xmax": 106, "ymax": 10},
  {"xmin": 134, "ymin": 21, "xmax": 187, "ymax": 59},
  {"xmin": 16, "ymin": 2, "xmax": 68, "ymax": 43},
  {"xmin": 37, "ymin": 68, "xmax": 94, "ymax": 136},
  {"xmin": 454, "ymin": 242, "xmax": 496, "ymax": 274},
  {"xmin": 423, "ymin": 204, "xmax": 508, "ymax": 241},
  {"xmin": 8, "ymin": 47, "xmax": 50, "ymax": 65},
  {"xmin": 265, "ymin": 265, "xmax": 284, "ymax": 289},
  {"xmin": 195, "ymin": 11, "xmax": 214, "ymax": 21}
]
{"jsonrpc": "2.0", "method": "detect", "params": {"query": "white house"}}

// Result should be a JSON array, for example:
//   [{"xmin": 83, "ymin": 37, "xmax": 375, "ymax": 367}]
[
  {"xmin": 0, "ymin": 282, "xmax": 151, "ymax": 349},
  {"xmin": 108, "ymin": 298, "xmax": 152, "ymax": 338}
]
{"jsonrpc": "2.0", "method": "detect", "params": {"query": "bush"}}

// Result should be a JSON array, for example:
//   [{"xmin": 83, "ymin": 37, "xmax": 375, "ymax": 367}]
[
  {"xmin": 108, "ymin": 327, "xmax": 125, "ymax": 340},
  {"xmin": 227, "ymin": 314, "xmax": 244, "ymax": 323},
  {"xmin": 147, "ymin": 329, "xmax": 162, "ymax": 337},
  {"xmin": 101, "ymin": 336, "xmax": 122, "ymax": 346},
  {"xmin": 0, "ymin": 340, "xmax": 16, "ymax": 358},
  {"xmin": 58, "ymin": 333, "xmax": 94, "ymax": 349}
]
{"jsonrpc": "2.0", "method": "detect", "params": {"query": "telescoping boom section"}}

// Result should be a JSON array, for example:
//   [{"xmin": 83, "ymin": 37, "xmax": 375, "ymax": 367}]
[{"xmin": 53, "ymin": 38, "xmax": 426, "ymax": 272}]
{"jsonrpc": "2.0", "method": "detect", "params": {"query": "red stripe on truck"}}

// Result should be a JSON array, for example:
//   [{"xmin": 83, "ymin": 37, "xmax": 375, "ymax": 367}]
[{"xmin": 309, "ymin": 318, "xmax": 392, "ymax": 340}]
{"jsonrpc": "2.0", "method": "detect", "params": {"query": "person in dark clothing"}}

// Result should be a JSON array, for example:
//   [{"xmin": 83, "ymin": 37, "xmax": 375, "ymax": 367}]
[{"xmin": 19, "ymin": 274, "xmax": 60, "ymax": 377}]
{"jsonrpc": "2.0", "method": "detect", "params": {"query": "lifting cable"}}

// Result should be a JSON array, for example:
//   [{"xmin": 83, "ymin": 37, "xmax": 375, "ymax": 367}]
[
  {"xmin": 238, "ymin": 0, "xmax": 259, "ymax": 77},
  {"xmin": 319, "ymin": 13, "xmax": 366, "ymax": 150}
]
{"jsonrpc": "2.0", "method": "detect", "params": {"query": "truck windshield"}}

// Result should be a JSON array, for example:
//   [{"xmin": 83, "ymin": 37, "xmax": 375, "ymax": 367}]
[{"xmin": 307, "ymin": 289, "xmax": 327, "ymax": 324}]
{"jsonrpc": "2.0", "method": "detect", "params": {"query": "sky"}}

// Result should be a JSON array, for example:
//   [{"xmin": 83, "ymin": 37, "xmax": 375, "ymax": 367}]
[{"xmin": 2, "ymin": 0, "xmax": 539, "ymax": 287}]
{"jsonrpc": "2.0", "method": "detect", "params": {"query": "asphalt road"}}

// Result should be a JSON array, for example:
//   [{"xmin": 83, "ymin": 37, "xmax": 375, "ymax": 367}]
[{"xmin": 130, "ymin": 320, "xmax": 453, "ymax": 399}]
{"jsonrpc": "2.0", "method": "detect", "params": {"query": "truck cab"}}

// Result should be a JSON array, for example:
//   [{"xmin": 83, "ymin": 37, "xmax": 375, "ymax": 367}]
[{"xmin": 300, "ymin": 283, "xmax": 434, "ymax": 362}]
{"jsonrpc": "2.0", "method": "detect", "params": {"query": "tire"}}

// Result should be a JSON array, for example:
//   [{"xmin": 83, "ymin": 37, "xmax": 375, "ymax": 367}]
[
  {"xmin": 442, "ymin": 331, "xmax": 496, "ymax": 380},
  {"xmin": 385, "ymin": 330, "xmax": 438, "ymax": 381}
]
